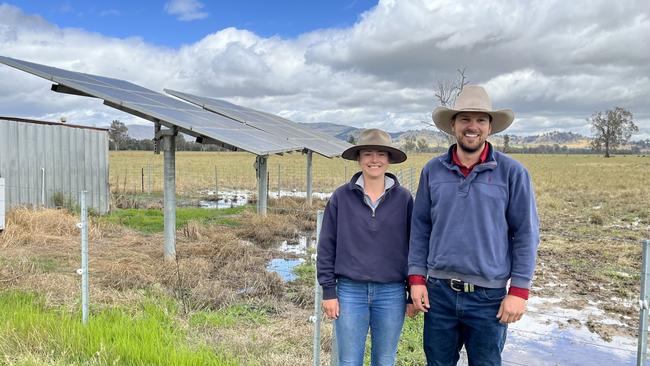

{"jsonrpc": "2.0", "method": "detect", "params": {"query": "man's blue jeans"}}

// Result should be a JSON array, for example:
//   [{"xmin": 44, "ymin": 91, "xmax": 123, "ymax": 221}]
[
  {"xmin": 335, "ymin": 277, "xmax": 406, "ymax": 366},
  {"xmin": 423, "ymin": 278, "xmax": 507, "ymax": 366}
]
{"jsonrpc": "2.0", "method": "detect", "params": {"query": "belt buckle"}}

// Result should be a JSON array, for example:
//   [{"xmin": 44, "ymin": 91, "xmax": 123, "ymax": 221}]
[
  {"xmin": 450, "ymin": 279, "xmax": 463, "ymax": 292},
  {"xmin": 450, "ymin": 279, "xmax": 474, "ymax": 292}
]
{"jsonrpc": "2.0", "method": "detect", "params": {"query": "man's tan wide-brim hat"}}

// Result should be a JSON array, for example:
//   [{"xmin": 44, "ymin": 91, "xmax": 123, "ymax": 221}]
[
  {"xmin": 432, "ymin": 85, "xmax": 514, "ymax": 136},
  {"xmin": 341, "ymin": 128, "xmax": 407, "ymax": 164}
]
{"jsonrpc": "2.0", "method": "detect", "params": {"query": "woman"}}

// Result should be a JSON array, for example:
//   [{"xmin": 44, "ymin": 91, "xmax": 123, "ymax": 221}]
[{"xmin": 317, "ymin": 128, "xmax": 415, "ymax": 366}]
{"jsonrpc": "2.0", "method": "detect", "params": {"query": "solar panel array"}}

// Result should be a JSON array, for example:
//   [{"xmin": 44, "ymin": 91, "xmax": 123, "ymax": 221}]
[
  {"xmin": 164, "ymin": 89, "xmax": 351, "ymax": 158},
  {"xmin": 0, "ymin": 56, "xmax": 302, "ymax": 156}
]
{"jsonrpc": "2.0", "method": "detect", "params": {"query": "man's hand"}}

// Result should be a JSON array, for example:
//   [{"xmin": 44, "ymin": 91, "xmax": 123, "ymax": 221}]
[
  {"xmin": 410, "ymin": 285, "xmax": 429, "ymax": 313},
  {"xmin": 496, "ymin": 295, "xmax": 527, "ymax": 324},
  {"xmin": 406, "ymin": 303, "xmax": 418, "ymax": 318},
  {"xmin": 322, "ymin": 299, "xmax": 339, "ymax": 319}
]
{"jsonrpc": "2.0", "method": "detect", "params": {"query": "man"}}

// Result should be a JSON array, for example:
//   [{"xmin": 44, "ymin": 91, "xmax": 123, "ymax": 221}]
[{"xmin": 409, "ymin": 85, "xmax": 540, "ymax": 365}]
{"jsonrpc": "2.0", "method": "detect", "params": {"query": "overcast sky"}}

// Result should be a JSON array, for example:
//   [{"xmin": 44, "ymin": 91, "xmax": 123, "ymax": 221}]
[{"xmin": 0, "ymin": 0, "xmax": 648, "ymax": 139}]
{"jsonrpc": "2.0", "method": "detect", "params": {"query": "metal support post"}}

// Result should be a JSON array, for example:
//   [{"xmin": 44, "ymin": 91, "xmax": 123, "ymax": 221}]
[
  {"xmin": 306, "ymin": 151, "xmax": 313, "ymax": 207},
  {"xmin": 160, "ymin": 128, "xmax": 177, "ymax": 261},
  {"xmin": 79, "ymin": 191, "xmax": 89, "ymax": 325},
  {"xmin": 637, "ymin": 239, "xmax": 650, "ymax": 366},
  {"xmin": 312, "ymin": 210, "xmax": 324, "ymax": 366},
  {"xmin": 256, "ymin": 155, "xmax": 268, "ymax": 215}
]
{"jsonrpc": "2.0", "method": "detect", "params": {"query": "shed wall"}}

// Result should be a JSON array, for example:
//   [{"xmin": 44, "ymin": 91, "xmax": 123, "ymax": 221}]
[{"xmin": 0, "ymin": 119, "xmax": 109, "ymax": 214}]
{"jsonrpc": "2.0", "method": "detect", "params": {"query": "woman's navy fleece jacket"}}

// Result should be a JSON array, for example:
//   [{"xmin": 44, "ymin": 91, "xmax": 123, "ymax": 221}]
[{"xmin": 317, "ymin": 172, "xmax": 413, "ymax": 300}]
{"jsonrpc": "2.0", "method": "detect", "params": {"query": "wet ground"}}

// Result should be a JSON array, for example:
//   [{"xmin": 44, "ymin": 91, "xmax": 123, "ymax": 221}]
[
  {"xmin": 500, "ymin": 297, "xmax": 640, "ymax": 365},
  {"xmin": 198, "ymin": 190, "xmax": 250, "ymax": 209},
  {"xmin": 266, "ymin": 236, "xmax": 309, "ymax": 282}
]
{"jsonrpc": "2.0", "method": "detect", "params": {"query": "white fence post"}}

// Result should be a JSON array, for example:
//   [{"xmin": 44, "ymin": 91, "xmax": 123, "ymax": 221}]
[
  {"xmin": 79, "ymin": 191, "xmax": 89, "ymax": 325},
  {"xmin": 637, "ymin": 239, "xmax": 650, "ymax": 365}
]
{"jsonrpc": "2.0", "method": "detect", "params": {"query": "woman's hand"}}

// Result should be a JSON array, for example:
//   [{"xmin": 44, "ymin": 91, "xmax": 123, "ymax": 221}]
[{"xmin": 322, "ymin": 299, "xmax": 340, "ymax": 319}]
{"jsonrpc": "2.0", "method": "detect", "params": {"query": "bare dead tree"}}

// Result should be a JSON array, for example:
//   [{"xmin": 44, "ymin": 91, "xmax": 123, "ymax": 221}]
[
  {"xmin": 434, "ymin": 68, "xmax": 469, "ymax": 107},
  {"xmin": 422, "ymin": 68, "xmax": 469, "ymax": 145}
]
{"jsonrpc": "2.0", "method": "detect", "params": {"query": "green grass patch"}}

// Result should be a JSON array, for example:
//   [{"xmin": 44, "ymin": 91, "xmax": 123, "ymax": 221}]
[
  {"xmin": 396, "ymin": 315, "xmax": 426, "ymax": 365},
  {"xmin": 102, "ymin": 206, "xmax": 251, "ymax": 233},
  {"xmin": 0, "ymin": 291, "xmax": 238, "ymax": 366},
  {"xmin": 30, "ymin": 257, "xmax": 59, "ymax": 273},
  {"xmin": 190, "ymin": 304, "xmax": 268, "ymax": 329},
  {"xmin": 292, "ymin": 261, "xmax": 315, "ymax": 282}
]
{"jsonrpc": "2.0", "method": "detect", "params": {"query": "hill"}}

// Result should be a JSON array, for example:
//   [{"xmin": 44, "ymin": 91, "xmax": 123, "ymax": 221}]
[{"xmin": 300, "ymin": 122, "xmax": 591, "ymax": 149}]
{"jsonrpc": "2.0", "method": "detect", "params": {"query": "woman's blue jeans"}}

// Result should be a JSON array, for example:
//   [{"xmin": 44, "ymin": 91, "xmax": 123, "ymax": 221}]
[{"xmin": 335, "ymin": 277, "xmax": 406, "ymax": 366}]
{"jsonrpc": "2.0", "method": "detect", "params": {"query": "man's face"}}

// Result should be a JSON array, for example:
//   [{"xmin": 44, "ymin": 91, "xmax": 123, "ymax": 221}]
[
  {"xmin": 451, "ymin": 112, "xmax": 492, "ymax": 153},
  {"xmin": 358, "ymin": 149, "xmax": 389, "ymax": 179}
]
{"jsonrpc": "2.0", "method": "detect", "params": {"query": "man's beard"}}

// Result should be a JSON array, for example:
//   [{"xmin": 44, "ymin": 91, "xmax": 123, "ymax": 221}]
[{"xmin": 457, "ymin": 140, "xmax": 484, "ymax": 153}]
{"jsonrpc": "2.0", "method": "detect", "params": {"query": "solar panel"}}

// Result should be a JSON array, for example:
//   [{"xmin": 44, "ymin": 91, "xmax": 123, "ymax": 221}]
[
  {"xmin": 164, "ymin": 89, "xmax": 352, "ymax": 158},
  {"xmin": 0, "ymin": 56, "xmax": 302, "ymax": 156}
]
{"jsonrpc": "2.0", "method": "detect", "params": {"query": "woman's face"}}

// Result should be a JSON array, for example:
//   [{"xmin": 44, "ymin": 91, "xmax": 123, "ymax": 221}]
[{"xmin": 358, "ymin": 149, "xmax": 389, "ymax": 179}]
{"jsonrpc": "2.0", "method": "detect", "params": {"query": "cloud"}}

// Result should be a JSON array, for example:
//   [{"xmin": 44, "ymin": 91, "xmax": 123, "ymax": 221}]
[
  {"xmin": 164, "ymin": 0, "xmax": 208, "ymax": 21},
  {"xmin": 0, "ymin": 1, "xmax": 648, "ymax": 139}
]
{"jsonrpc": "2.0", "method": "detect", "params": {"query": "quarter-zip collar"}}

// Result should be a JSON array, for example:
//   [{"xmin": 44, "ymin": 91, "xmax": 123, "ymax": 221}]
[
  {"xmin": 440, "ymin": 142, "xmax": 497, "ymax": 178},
  {"xmin": 348, "ymin": 171, "xmax": 400, "ymax": 217}
]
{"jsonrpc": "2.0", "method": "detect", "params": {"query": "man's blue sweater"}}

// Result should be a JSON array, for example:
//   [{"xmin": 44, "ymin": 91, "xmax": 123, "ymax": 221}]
[
  {"xmin": 317, "ymin": 172, "xmax": 414, "ymax": 300},
  {"xmin": 408, "ymin": 144, "xmax": 540, "ymax": 289}
]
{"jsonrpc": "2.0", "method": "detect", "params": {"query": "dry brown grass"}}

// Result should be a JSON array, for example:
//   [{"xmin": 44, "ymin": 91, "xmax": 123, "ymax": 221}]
[
  {"xmin": 0, "ymin": 207, "xmax": 291, "ymax": 312},
  {"xmin": 236, "ymin": 211, "xmax": 300, "ymax": 248},
  {"xmin": 268, "ymin": 197, "xmax": 327, "ymax": 232},
  {"xmin": 0, "ymin": 208, "xmax": 108, "ymax": 249}
]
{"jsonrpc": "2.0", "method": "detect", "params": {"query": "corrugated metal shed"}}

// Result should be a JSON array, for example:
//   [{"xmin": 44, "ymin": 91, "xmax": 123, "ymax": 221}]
[{"xmin": 0, "ymin": 117, "xmax": 109, "ymax": 214}]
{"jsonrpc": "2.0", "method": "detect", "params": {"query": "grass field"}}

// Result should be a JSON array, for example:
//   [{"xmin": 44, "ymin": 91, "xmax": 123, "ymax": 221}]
[{"xmin": 1, "ymin": 151, "xmax": 649, "ymax": 364}]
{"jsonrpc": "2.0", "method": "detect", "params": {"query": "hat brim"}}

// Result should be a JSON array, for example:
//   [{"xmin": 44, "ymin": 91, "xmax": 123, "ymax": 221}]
[
  {"xmin": 341, "ymin": 145, "xmax": 407, "ymax": 164},
  {"xmin": 432, "ymin": 107, "xmax": 515, "ymax": 136}
]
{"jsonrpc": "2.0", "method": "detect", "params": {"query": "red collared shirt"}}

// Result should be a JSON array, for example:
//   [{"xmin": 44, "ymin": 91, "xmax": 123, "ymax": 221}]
[
  {"xmin": 451, "ymin": 142, "xmax": 489, "ymax": 177},
  {"xmin": 409, "ymin": 142, "xmax": 529, "ymax": 300}
]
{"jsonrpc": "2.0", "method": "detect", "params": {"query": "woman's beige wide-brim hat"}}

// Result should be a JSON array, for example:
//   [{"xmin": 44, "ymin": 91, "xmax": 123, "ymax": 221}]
[
  {"xmin": 341, "ymin": 128, "xmax": 407, "ymax": 164},
  {"xmin": 432, "ymin": 85, "xmax": 515, "ymax": 136}
]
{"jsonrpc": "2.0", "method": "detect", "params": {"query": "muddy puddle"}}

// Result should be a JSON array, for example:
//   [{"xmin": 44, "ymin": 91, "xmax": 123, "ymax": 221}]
[
  {"xmin": 266, "ymin": 236, "xmax": 310, "ymax": 282},
  {"xmin": 198, "ymin": 190, "xmax": 250, "ymax": 209},
  {"xmin": 455, "ymin": 296, "xmax": 641, "ymax": 365}
]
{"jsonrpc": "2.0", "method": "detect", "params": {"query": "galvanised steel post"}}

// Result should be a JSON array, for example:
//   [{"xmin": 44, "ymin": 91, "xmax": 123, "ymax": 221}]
[
  {"xmin": 80, "ymin": 191, "xmax": 89, "ymax": 325},
  {"xmin": 330, "ymin": 321, "xmax": 339, "ymax": 366},
  {"xmin": 163, "ymin": 131, "xmax": 177, "ymax": 261},
  {"xmin": 278, "ymin": 164, "xmax": 281, "ymax": 199},
  {"xmin": 313, "ymin": 210, "xmax": 324, "ymax": 366},
  {"xmin": 257, "ymin": 155, "xmax": 268, "ymax": 215},
  {"xmin": 306, "ymin": 151, "xmax": 313, "ymax": 207},
  {"xmin": 637, "ymin": 239, "xmax": 650, "ymax": 366}
]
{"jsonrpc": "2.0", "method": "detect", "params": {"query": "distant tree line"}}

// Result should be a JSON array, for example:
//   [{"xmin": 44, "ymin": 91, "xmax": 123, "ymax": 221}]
[{"xmin": 108, "ymin": 120, "xmax": 226, "ymax": 151}]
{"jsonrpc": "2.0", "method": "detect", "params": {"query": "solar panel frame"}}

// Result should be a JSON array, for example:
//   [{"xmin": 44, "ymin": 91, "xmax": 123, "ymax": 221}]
[
  {"xmin": 164, "ymin": 89, "xmax": 352, "ymax": 158},
  {"xmin": 0, "ymin": 56, "xmax": 302, "ymax": 156}
]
